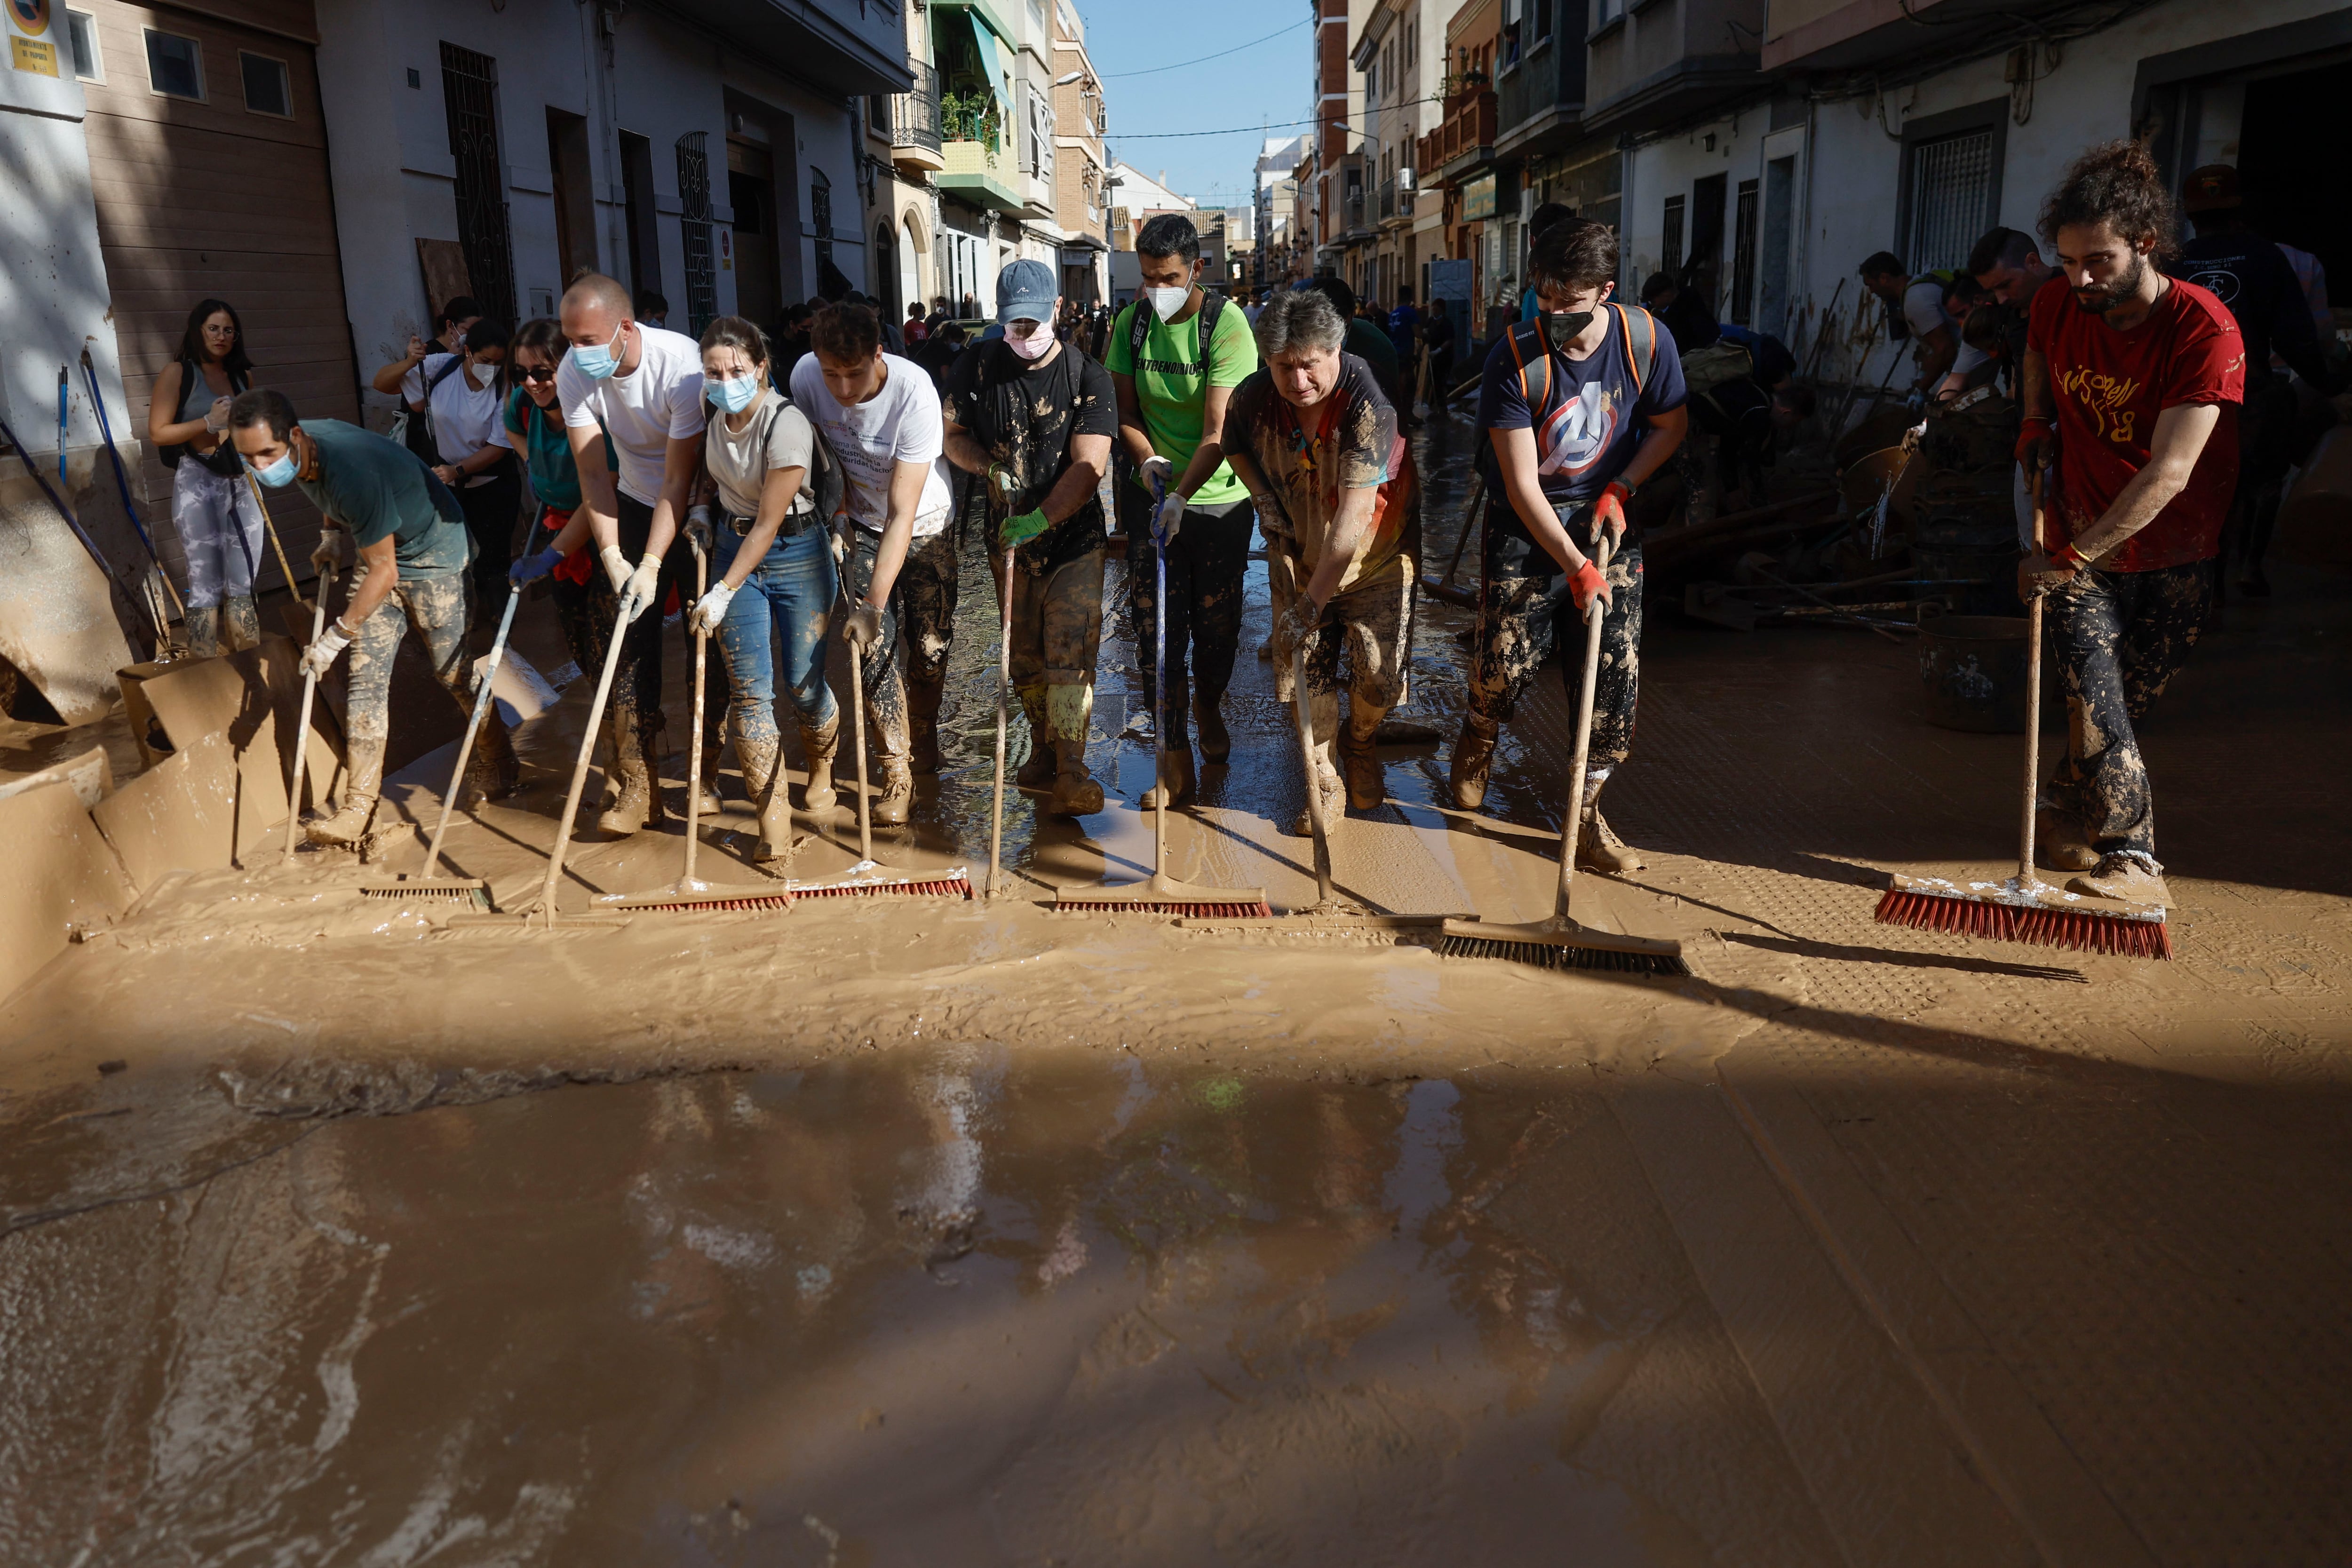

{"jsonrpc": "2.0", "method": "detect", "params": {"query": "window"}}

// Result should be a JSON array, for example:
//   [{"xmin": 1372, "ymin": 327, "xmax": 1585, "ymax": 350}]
[
  {"xmin": 65, "ymin": 10, "xmax": 100, "ymax": 80},
  {"xmin": 1661, "ymin": 193, "xmax": 1685, "ymax": 273},
  {"xmin": 810, "ymin": 169, "xmax": 834, "ymax": 266},
  {"xmin": 240, "ymin": 52, "xmax": 291, "ymax": 117},
  {"xmin": 144, "ymin": 29, "xmax": 203, "ymax": 100},
  {"xmin": 1597, "ymin": 0, "xmax": 1625, "ymax": 27},
  {"xmin": 1534, "ymin": 0, "xmax": 1552, "ymax": 43},
  {"xmin": 1905, "ymin": 128, "xmax": 1996, "ymax": 273},
  {"xmin": 440, "ymin": 42, "xmax": 516, "ymax": 324},
  {"xmin": 1731, "ymin": 177, "xmax": 1759, "ymax": 325}
]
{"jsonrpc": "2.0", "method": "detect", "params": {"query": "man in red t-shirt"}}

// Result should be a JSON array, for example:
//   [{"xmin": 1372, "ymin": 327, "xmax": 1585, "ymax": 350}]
[{"xmin": 2016, "ymin": 141, "xmax": 2245, "ymax": 910}]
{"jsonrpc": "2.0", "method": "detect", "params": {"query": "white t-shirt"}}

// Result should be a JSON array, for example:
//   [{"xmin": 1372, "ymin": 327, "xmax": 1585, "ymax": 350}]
[
  {"xmin": 557, "ymin": 325, "xmax": 707, "ymax": 505},
  {"xmin": 1902, "ymin": 277, "xmax": 1988, "ymax": 377},
  {"xmin": 414, "ymin": 353, "xmax": 513, "ymax": 482},
  {"xmin": 788, "ymin": 351, "xmax": 953, "ymax": 537},
  {"xmin": 705, "ymin": 389, "xmax": 817, "ymax": 521}
]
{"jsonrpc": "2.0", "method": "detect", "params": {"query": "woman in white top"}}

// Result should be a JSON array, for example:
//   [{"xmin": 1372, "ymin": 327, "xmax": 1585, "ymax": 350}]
[
  {"xmin": 683, "ymin": 316, "xmax": 840, "ymax": 863},
  {"xmin": 373, "ymin": 317, "xmax": 519, "ymax": 635}
]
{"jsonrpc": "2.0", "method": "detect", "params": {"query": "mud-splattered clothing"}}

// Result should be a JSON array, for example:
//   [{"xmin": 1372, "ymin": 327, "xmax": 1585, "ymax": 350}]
[
  {"xmin": 2039, "ymin": 560, "xmax": 2209, "ymax": 865},
  {"xmin": 2028, "ymin": 276, "xmax": 2242, "ymax": 570},
  {"xmin": 1468, "ymin": 496, "xmax": 1642, "ymax": 768},
  {"xmin": 892, "ymin": 528, "xmax": 961, "ymax": 690},
  {"xmin": 1477, "ymin": 306, "xmax": 1685, "ymax": 536},
  {"xmin": 170, "ymin": 458, "xmax": 265, "ymax": 611},
  {"xmin": 1105, "ymin": 296, "xmax": 1259, "ymax": 507},
  {"xmin": 712, "ymin": 521, "xmax": 837, "ymax": 752},
  {"xmin": 550, "ymin": 493, "xmax": 703, "ymax": 758},
  {"xmin": 1118, "ymin": 483, "xmax": 1254, "ymax": 748},
  {"xmin": 338, "ymin": 567, "xmax": 470, "ymax": 748},
  {"xmin": 292, "ymin": 418, "xmax": 470, "ymax": 576},
  {"xmin": 841, "ymin": 528, "xmax": 914, "ymax": 766},
  {"xmin": 1268, "ymin": 544, "xmax": 1414, "ymax": 715},
  {"xmin": 1223, "ymin": 354, "xmax": 1420, "ymax": 592},
  {"xmin": 944, "ymin": 340, "xmax": 1117, "ymax": 574}
]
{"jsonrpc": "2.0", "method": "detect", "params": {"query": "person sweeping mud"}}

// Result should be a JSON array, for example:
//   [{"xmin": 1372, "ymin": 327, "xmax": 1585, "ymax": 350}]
[
  {"xmin": 1450, "ymin": 219, "xmax": 1686, "ymax": 875},
  {"xmin": 147, "ymin": 298, "xmax": 265, "ymax": 657},
  {"xmin": 941, "ymin": 260, "xmax": 1116, "ymax": 818},
  {"xmin": 526, "ymin": 275, "xmax": 707, "ymax": 836},
  {"xmin": 1107, "ymin": 213, "xmax": 1261, "ymax": 805},
  {"xmin": 226, "ymin": 390, "xmax": 518, "ymax": 846},
  {"xmin": 1222, "ymin": 288, "xmax": 1419, "ymax": 835},
  {"xmin": 790, "ymin": 301, "xmax": 956, "ymax": 827},
  {"xmin": 2015, "ymin": 141, "xmax": 2245, "ymax": 908}
]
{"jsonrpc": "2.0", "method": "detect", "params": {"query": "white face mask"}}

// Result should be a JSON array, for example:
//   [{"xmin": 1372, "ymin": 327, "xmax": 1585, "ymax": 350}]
[
  {"xmin": 1005, "ymin": 321, "xmax": 1053, "ymax": 361},
  {"xmin": 1144, "ymin": 285, "xmax": 1189, "ymax": 319}
]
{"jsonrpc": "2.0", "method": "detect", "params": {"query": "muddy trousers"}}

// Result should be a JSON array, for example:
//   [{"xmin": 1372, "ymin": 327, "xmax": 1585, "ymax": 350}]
[
  {"xmin": 840, "ymin": 527, "xmax": 924, "ymax": 768},
  {"xmin": 1469, "ymin": 512, "xmax": 1643, "ymax": 772},
  {"xmin": 993, "ymin": 544, "xmax": 1105, "ymax": 761},
  {"xmin": 172, "ymin": 459, "xmax": 264, "ymax": 652},
  {"xmin": 2039, "ymin": 559, "xmax": 2210, "ymax": 867},
  {"xmin": 453, "ymin": 464, "xmax": 523, "ymax": 632},
  {"xmin": 1120, "ymin": 493, "xmax": 1255, "ymax": 747},
  {"xmin": 549, "ymin": 496, "xmax": 702, "ymax": 775},
  {"xmin": 340, "ymin": 568, "xmax": 474, "ymax": 748},
  {"xmin": 1270, "ymin": 549, "xmax": 1416, "ymax": 753},
  {"xmin": 711, "ymin": 521, "xmax": 838, "ymax": 751}
]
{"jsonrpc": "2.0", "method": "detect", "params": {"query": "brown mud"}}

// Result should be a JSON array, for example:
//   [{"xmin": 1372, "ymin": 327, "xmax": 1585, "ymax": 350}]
[{"xmin": 4, "ymin": 412, "xmax": 2352, "ymax": 1560}]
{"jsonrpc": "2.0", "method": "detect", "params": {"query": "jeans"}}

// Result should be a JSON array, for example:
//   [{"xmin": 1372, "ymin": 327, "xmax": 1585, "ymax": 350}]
[
  {"xmin": 712, "ymin": 521, "xmax": 838, "ymax": 749},
  {"xmin": 1469, "ymin": 499, "xmax": 1645, "ymax": 771},
  {"xmin": 1118, "ymin": 486, "xmax": 1255, "ymax": 747}
]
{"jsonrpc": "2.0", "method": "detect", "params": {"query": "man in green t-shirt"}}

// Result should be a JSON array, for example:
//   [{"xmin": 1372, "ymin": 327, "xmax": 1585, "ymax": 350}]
[
  {"xmin": 1106, "ymin": 213, "xmax": 1262, "ymax": 806},
  {"xmin": 228, "ymin": 389, "xmax": 514, "ymax": 849}
]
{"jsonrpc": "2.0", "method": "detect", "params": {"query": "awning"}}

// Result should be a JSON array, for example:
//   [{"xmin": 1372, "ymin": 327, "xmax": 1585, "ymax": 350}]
[{"xmin": 937, "ymin": 5, "xmax": 1014, "ymax": 121}]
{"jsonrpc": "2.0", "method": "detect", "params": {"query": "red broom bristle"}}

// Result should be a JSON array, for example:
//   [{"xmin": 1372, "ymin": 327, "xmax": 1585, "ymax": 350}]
[
  {"xmin": 638, "ymin": 891, "xmax": 795, "ymax": 913},
  {"xmin": 1877, "ymin": 888, "xmax": 2172, "ymax": 960},
  {"xmin": 1063, "ymin": 899, "xmax": 1273, "ymax": 917},
  {"xmin": 796, "ymin": 876, "xmax": 973, "ymax": 900}
]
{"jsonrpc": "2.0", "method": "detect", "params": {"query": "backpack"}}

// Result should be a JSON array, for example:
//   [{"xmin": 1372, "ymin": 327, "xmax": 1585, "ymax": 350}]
[
  {"xmin": 777, "ymin": 393, "xmax": 848, "ymax": 528},
  {"xmin": 1475, "ymin": 302, "xmax": 1661, "ymax": 492},
  {"xmin": 1124, "ymin": 291, "xmax": 1229, "ymax": 382},
  {"xmin": 1680, "ymin": 338, "xmax": 1755, "ymax": 396},
  {"xmin": 395, "ymin": 352, "xmax": 467, "ymax": 465}
]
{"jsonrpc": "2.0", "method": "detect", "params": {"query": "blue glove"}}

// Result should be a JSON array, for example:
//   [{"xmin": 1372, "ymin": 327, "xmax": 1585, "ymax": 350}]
[{"xmin": 509, "ymin": 545, "xmax": 564, "ymax": 585}]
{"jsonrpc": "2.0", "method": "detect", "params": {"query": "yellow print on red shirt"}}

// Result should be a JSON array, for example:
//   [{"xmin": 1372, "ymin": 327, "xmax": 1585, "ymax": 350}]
[{"xmin": 2053, "ymin": 364, "xmax": 2142, "ymax": 445}]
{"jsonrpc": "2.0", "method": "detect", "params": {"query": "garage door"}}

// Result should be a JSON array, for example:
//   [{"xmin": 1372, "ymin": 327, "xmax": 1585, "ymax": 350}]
[{"xmin": 75, "ymin": 0, "xmax": 357, "ymax": 599}]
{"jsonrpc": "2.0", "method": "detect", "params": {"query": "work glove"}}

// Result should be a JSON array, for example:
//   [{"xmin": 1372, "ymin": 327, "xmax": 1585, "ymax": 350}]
[
  {"xmin": 2015, "ymin": 417, "xmax": 2055, "ymax": 474},
  {"xmin": 599, "ymin": 543, "xmax": 632, "ymax": 593},
  {"xmin": 310, "ymin": 528, "xmax": 351, "ymax": 573},
  {"xmin": 843, "ymin": 601, "xmax": 884, "ymax": 653},
  {"xmin": 204, "ymin": 397, "xmax": 233, "ymax": 435},
  {"xmin": 1276, "ymin": 593, "xmax": 1322, "ymax": 660},
  {"xmin": 1136, "ymin": 454, "xmax": 1174, "ymax": 497},
  {"xmin": 624, "ymin": 552, "xmax": 661, "ymax": 615},
  {"xmin": 2017, "ymin": 546, "xmax": 2082, "ymax": 602},
  {"xmin": 509, "ymin": 545, "xmax": 564, "ymax": 586},
  {"xmin": 300, "ymin": 619, "xmax": 354, "ymax": 678},
  {"xmin": 1568, "ymin": 558, "xmax": 1611, "ymax": 617},
  {"xmin": 683, "ymin": 505, "xmax": 713, "ymax": 556},
  {"xmin": 689, "ymin": 580, "xmax": 736, "ymax": 637},
  {"xmin": 1000, "ymin": 507, "xmax": 1049, "ymax": 549},
  {"xmin": 1151, "ymin": 489, "xmax": 1187, "ymax": 546},
  {"xmin": 1593, "ymin": 480, "xmax": 1633, "ymax": 545},
  {"xmin": 986, "ymin": 462, "xmax": 1019, "ymax": 510}
]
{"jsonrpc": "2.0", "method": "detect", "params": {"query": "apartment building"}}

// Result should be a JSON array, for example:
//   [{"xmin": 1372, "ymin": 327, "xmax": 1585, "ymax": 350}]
[{"xmin": 1049, "ymin": 0, "xmax": 1109, "ymax": 309}]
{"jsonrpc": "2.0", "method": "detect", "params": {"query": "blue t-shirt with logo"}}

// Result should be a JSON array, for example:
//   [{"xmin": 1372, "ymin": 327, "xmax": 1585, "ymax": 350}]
[{"xmin": 1477, "ymin": 307, "xmax": 1686, "ymax": 534}]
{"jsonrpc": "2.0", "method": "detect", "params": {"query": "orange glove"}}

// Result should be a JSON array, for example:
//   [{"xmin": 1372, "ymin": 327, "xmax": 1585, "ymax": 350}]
[
  {"xmin": 1568, "ymin": 558, "xmax": 1610, "ymax": 615},
  {"xmin": 1594, "ymin": 479, "xmax": 1632, "ymax": 541}
]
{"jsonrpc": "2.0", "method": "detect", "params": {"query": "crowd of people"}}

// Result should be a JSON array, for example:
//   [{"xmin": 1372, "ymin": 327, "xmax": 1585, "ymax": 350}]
[{"xmin": 153, "ymin": 138, "xmax": 2292, "ymax": 913}]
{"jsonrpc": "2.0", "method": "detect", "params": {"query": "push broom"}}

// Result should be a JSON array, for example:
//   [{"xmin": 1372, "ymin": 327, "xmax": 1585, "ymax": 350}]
[
  {"xmin": 601, "ymin": 533, "xmax": 794, "ymax": 915},
  {"xmin": 789, "ymin": 525, "xmax": 970, "ymax": 899},
  {"xmin": 1438, "ymin": 530, "xmax": 1690, "ymax": 974},
  {"xmin": 1056, "ymin": 477, "xmax": 1268, "ymax": 917},
  {"xmin": 1874, "ymin": 472, "xmax": 2169, "ymax": 958}
]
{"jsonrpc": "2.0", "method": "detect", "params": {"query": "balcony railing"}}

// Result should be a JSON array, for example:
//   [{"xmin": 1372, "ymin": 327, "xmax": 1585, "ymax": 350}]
[
  {"xmin": 1416, "ymin": 88, "xmax": 1497, "ymax": 177},
  {"xmin": 892, "ymin": 60, "xmax": 943, "ymax": 156},
  {"xmin": 1378, "ymin": 176, "xmax": 1395, "ymax": 221}
]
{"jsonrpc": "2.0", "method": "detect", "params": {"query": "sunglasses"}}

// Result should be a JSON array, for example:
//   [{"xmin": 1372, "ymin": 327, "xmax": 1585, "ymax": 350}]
[{"xmin": 518, "ymin": 365, "xmax": 558, "ymax": 383}]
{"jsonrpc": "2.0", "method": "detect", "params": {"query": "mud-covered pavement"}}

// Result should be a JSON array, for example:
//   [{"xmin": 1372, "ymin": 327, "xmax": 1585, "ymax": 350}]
[{"xmin": 4, "ymin": 410, "xmax": 2351, "ymax": 1562}]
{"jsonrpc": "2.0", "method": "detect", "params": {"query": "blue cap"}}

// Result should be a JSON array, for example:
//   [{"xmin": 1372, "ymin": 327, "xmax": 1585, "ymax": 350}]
[{"xmin": 995, "ymin": 259, "xmax": 1058, "ymax": 325}]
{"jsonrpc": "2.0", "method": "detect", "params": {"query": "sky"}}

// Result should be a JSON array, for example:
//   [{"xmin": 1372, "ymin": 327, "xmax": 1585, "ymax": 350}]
[{"xmin": 1073, "ymin": 0, "xmax": 1319, "ymax": 211}]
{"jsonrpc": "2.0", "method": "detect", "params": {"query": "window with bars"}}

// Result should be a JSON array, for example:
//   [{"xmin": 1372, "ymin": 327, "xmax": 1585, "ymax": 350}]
[
  {"xmin": 675, "ymin": 131, "xmax": 718, "ymax": 337},
  {"xmin": 439, "ymin": 43, "xmax": 516, "ymax": 325},
  {"xmin": 1661, "ymin": 194, "xmax": 1685, "ymax": 275},
  {"xmin": 1905, "ymin": 129, "xmax": 1995, "ymax": 275},
  {"xmin": 1731, "ymin": 177, "xmax": 1758, "ymax": 326}
]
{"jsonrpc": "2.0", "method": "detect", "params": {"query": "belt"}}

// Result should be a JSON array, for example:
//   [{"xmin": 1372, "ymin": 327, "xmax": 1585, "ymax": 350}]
[{"xmin": 726, "ymin": 508, "xmax": 818, "ymax": 538}]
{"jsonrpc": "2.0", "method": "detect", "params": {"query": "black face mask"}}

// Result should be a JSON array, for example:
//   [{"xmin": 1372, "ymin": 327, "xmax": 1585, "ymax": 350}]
[{"xmin": 1542, "ymin": 309, "xmax": 1596, "ymax": 351}]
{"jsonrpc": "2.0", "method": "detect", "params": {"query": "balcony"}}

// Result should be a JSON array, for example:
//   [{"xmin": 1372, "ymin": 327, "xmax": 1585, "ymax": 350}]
[
  {"xmin": 1376, "ymin": 176, "xmax": 1416, "ymax": 225},
  {"xmin": 1416, "ymin": 88, "xmax": 1496, "ymax": 184},
  {"xmin": 940, "ymin": 135, "xmax": 1026, "ymax": 212},
  {"xmin": 891, "ymin": 61, "xmax": 944, "ymax": 173},
  {"xmin": 1494, "ymin": 32, "xmax": 1586, "ymax": 158},
  {"xmin": 1583, "ymin": 0, "xmax": 1766, "ymax": 137}
]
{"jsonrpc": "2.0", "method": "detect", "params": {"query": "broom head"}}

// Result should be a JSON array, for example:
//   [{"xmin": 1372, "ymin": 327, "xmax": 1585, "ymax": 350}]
[
  {"xmin": 1875, "ymin": 872, "xmax": 2170, "ymax": 960},
  {"xmin": 357, "ymin": 876, "xmax": 492, "ymax": 910},
  {"xmin": 1056, "ymin": 870, "xmax": 1271, "ymax": 918},
  {"xmin": 598, "ymin": 879, "xmax": 795, "ymax": 915},
  {"xmin": 1438, "ymin": 917, "xmax": 1691, "ymax": 975},
  {"xmin": 789, "ymin": 860, "xmax": 973, "ymax": 900}
]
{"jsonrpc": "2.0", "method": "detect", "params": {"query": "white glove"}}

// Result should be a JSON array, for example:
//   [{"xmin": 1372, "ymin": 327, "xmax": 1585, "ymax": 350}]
[
  {"xmin": 204, "ymin": 396, "xmax": 233, "ymax": 435},
  {"xmin": 599, "ymin": 543, "xmax": 632, "ymax": 593},
  {"xmin": 300, "ymin": 619, "xmax": 354, "ymax": 678},
  {"xmin": 1136, "ymin": 455, "xmax": 1173, "ymax": 497},
  {"xmin": 310, "ymin": 529, "xmax": 351, "ymax": 573},
  {"xmin": 689, "ymin": 580, "xmax": 736, "ymax": 637},
  {"xmin": 683, "ymin": 505, "xmax": 713, "ymax": 555},
  {"xmin": 623, "ymin": 552, "xmax": 661, "ymax": 619},
  {"xmin": 1152, "ymin": 489, "xmax": 1187, "ymax": 545},
  {"xmin": 843, "ymin": 601, "xmax": 883, "ymax": 652},
  {"xmin": 986, "ymin": 462, "xmax": 1019, "ymax": 510}
]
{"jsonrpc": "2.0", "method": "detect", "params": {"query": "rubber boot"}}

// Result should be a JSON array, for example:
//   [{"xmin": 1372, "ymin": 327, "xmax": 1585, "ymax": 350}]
[
  {"xmin": 1044, "ymin": 685, "xmax": 1102, "ymax": 816},
  {"xmin": 1335, "ymin": 705, "xmax": 1384, "ymax": 811},
  {"xmin": 797, "ymin": 710, "xmax": 840, "ymax": 814},
  {"xmin": 1015, "ymin": 685, "xmax": 1058, "ymax": 792},
  {"xmin": 736, "ymin": 733, "xmax": 796, "ymax": 864},
  {"xmin": 1138, "ymin": 747, "xmax": 1195, "ymax": 809},
  {"xmin": 307, "ymin": 737, "xmax": 383, "ymax": 848},
  {"xmin": 872, "ymin": 757, "xmax": 914, "ymax": 827},
  {"xmin": 2067, "ymin": 852, "xmax": 2170, "ymax": 907},
  {"xmin": 1448, "ymin": 713, "xmax": 1499, "ymax": 811},
  {"xmin": 596, "ymin": 702, "xmax": 663, "ymax": 836},
  {"xmin": 223, "ymin": 594, "xmax": 262, "ymax": 653},
  {"xmin": 691, "ymin": 733, "xmax": 725, "ymax": 817},
  {"xmin": 2035, "ymin": 807, "xmax": 2100, "ymax": 873},
  {"xmin": 1195, "ymin": 694, "xmax": 1231, "ymax": 765},
  {"xmin": 460, "ymin": 712, "xmax": 521, "ymax": 807},
  {"xmin": 906, "ymin": 674, "xmax": 946, "ymax": 776},
  {"xmin": 185, "ymin": 603, "xmax": 223, "ymax": 660},
  {"xmin": 1575, "ymin": 773, "xmax": 1645, "ymax": 876}
]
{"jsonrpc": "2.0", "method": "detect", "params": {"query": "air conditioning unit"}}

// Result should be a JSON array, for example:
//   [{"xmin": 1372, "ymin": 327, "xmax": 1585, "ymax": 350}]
[{"xmin": 1398, "ymin": 167, "xmax": 1415, "ymax": 191}]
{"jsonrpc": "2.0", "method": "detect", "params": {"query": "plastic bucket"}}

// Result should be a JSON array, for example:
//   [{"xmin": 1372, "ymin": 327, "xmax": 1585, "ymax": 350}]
[{"xmin": 1917, "ymin": 609, "xmax": 2028, "ymax": 732}]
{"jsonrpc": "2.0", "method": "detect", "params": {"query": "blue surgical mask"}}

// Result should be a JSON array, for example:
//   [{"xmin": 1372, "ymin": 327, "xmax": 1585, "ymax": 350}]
[
  {"xmin": 570, "ymin": 321, "xmax": 627, "ymax": 381},
  {"xmin": 252, "ymin": 450, "xmax": 298, "ymax": 489},
  {"xmin": 706, "ymin": 373, "xmax": 760, "ymax": 414}
]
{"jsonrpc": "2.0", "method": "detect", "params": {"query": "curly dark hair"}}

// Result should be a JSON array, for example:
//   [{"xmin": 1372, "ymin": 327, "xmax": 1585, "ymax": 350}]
[
  {"xmin": 2039, "ymin": 139, "xmax": 2178, "ymax": 262},
  {"xmin": 808, "ymin": 301, "xmax": 881, "ymax": 362}
]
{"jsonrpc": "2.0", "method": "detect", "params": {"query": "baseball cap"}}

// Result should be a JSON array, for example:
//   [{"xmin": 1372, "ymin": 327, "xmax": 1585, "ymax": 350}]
[
  {"xmin": 995, "ymin": 259, "xmax": 1058, "ymax": 325},
  {"xmin": 2181, "ymin": 164, "xmax": 2242, "ymax": 214}
]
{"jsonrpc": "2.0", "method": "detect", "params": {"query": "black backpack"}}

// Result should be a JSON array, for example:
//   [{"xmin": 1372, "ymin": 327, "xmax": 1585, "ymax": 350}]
[
  {"xmin": 1473, "ymin": 303, "xmax": 1661, "ymax": 494},
  {"xmin": 1124, "ymin": 291, "xmax": 1229, "ymax": 380}
]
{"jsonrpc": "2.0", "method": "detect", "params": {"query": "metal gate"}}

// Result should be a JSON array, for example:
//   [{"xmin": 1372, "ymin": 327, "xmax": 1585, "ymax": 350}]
[
  {"xmin": 1906, "ymin": 129, "xmax": 1995, "ymax": 274},
  {"xmin": 1730, "ymin": 177, "xmax": 1758, "ymax": 326},
  {"xmin": 676, "ymin": 132, "xmax": 718, "ymax": 337},
  {"xmin": 439, "ymin": 42, "xmax": 515, "ymax": 324}
]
